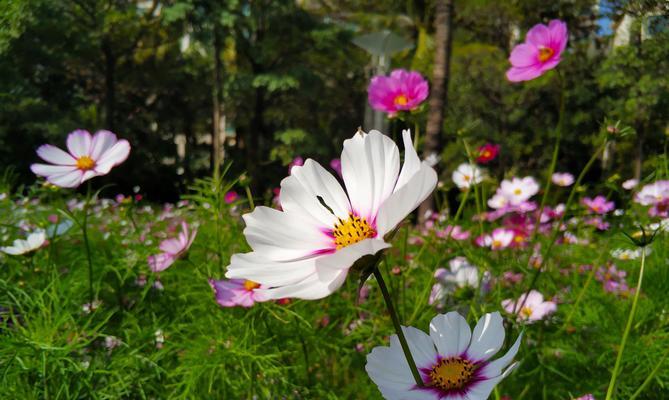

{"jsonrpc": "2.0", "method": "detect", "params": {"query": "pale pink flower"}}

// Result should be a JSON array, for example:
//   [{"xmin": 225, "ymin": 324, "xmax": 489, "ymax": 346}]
[
  {"xmin": 31, "ymin": 130, "xmax": 130, "ymax": 188},
  {"xmin": 635, "ymin": 180, "xmax": 669, "ymax": 217},
  {"xmin": 147, "ymin": 222, "xmax": 197, "ymax": 272},
  {"xmin": 502, "ymin": 290, "xmax": 556, "ymax": 323},
  {"xmin": 209, "ymin": 278, "xmax": 268, "ymax": 308},
  {"xmin": 582, "ymin": 195, "xmax": 614, "ymax": 214},
  {"xmin": 478, "ymin": 228, "xmax": 515, "ymax": 250},
  {"xmin": 437, "ymin": 225, "xmax": 470, "ymax": 240},
  {"xmin": 367, "ymin": 69, "xmax": 429, "ymax": 117},
  {"xmin": 622, "ymin": 179, "xmax": 638, "ymax": 190},
  {"xmin": 506, "ymin": 20, "xmax": 568, "ymax": 82},
  {"xmin": 551, "ymin": 172, "xmax": 574, "ymax": 187}
]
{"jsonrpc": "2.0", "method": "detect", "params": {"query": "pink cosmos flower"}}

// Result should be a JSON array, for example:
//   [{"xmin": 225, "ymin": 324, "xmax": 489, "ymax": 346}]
[
  {"xmin": 31, "ymin": 130, "xmax": 130, "ymax": 188},
  {"xmin": 506, "ymin": 20, "xmax": 568, "ymax": 82},
  {"xmin": 582, "ymin": 195, "xmax": 614, "ymax": 214},
  {"xmin": 574, "ymin": 395, "xmax": 595, "ymax": 400},
  {"xmin": 224, "ymin": 191, "xmax": 239, "ymax": 204},
  {"xmin": 635, "ymin": 180, "xmax": 669, "ymax": 217},
  {"xmin": 330, "ymin": 158, "xmax": 342, "ymax": 177},
  {"xmin": 147, "ymin": 222, "xmax": 197, "ymax": 272},
  {"xmin": 551, "ymin": 172, "xmax": 574, "ymax": 187},
  {"xmin": 367, "ymin": 69, "xmax": 429, "ymax": 117},
  {"xmin": 502, "ymin": 290, "xmax": 557, "ymax": 323},
  {"xmin": 289, "ymin": 156, "xmax": 304, "ymax": 174},
  {"xmin": 477, "ymin": 228, "xmax": 515, "ymax": 250},
  {"xmin": 622, "ymin": 179, "xmax": 638, "ymax": 190},
  {"xmin": 209, "ymin": 278, "xmax": 268, "ymax": 308},
  {"xmin": 436, "ymin": 225, "xmax": 470, "ymax": 241}
]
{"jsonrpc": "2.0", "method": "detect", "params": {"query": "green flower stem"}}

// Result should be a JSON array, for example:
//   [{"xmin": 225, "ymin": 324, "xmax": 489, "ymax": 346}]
[
  {"xmin": 531, "ymin": 70, "xmax": 565, "ymax": 241},
  {"xmin": 605, "ymin": 247, "xmax": 647, "ymax": 400},
  {"xmin": 373, "ymin": 266, "xmax": 424, "ymax": 387},
  {"xmin": 82, "ymin": 184, "xmax": 95, "ymax": 305},
  {"xmin": 515, "ymin": 138, "xmax": 608, "ymax": 314},
  {"xmin": 460, "ymin": 138, "xmax": 484, "ymax": 236}
]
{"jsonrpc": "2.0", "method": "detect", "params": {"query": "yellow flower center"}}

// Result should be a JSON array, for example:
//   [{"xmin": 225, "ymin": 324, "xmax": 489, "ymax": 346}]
[
  {"xmin": 463, "ymin": 175, "xmax": 471, "ymax": 182},
  {"xmin": 492, "ymin": 240, "xmax": 502, "ymax": 248},
  {"xmin": 394, "ymin": 94, "xmax": 409, "ymax": 106},
  {"xmin": 76, "ymin": 156, "xmax": 96, "ymax": 171},
  {"xmin": 429, "ymin": 357, "xmax": 475, "ymax": 391},
  {"xmin": 332, "ymin": 213, "xmax": 376, "ymax": 250},
  {"xmin": 514, "ymin": 235, "xmax": 524, "ymax": 243},
  {"xmin": 520, "ymin": 306, "xmax": 533, "ymax": 319},
  {"xmin": 244, "ymin": 280, "xmax": 260, "ymax": 291},
  {"xmin": 514, "ymin": 188, "xmax": 522, "ymax": 196},
  {"xmin": 538, "ymin": 47, "xmax": 554, "ymax": 62}
]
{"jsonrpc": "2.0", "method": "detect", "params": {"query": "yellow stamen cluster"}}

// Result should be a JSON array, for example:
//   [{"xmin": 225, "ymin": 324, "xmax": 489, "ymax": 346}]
[
  {"xmin": 520, "ymin": 306, "xmax": 533, "ymax": 319},
  {"xmin": 244, "ymin": 280, "xmax": 260, "ymax": 291},
  {"xmin": 429, "ymin": 357, "xmax": 475, "ymax": 391},
  {"xmin": 394, "ymin": 94, "xmax": 409, "ymax": 106},
  {"xmin": 76, "ymin": 156, "xmax": 96, "ymax": 171},
  {"xmin": 332, "ymin": 213, "xmax": 376, "ymax": 249},
  {"xmin": 538, "ymin": 47, "xmax": 554, "ymax": 62}
]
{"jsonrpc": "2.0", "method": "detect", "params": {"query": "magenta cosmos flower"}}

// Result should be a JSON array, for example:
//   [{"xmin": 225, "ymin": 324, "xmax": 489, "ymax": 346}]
[
  {"xmin": 506, "ymin": 20, "xmax": 568, "ymax": 82},
  {"xmin": 366, "ymin": 311, "xmax": 522, "ymax": 400},
  {"xmin": 368, "ymin": 69, "xmax": 429, "ymax": 117},
  {"xmin": 148, "ymin": 222, "xmax": 197, "ymax": 272},
  {"xmin": 209, "ymin": 278, "xmax": 268, "ymax": 308},
  {"xmin": 31, "ymin": 130, "xmax": 130, "ymax": 188},
  {"xmin": 582, "ymin": 195, "xmax": 615, "ymax": 214}
]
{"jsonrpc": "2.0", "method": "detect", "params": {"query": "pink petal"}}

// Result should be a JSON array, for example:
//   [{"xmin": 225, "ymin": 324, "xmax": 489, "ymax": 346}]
[
  {"xmin": 66, "ymin": 130, "xmax": 93, "ymax": 158},
  {"xmin": 159, "ymin": 238, "xmax": 184, "ymax": 255},
  {"xmin": 31, "ymin": 164, "xmax": 77, "ymax": 177},
  {"xmin": 47, "ymin": 170, "xmax": 84, "ymax": 188},
  {"xmin": 95, "ymin": 139, "xmax": 130, "ymax": 174},
  {"xmin": 148, "ymin": 253, "xmax": 176, "ymax": 272},
  {"xmin": 36, "ymin": 144, "xmax": 76, "ymax": 165},
  {"xmin": 548, "ymin": 19, "xmax": 568, "ymax": 53},
  {"xmin": 525, "ymin": 23, "xmax": 550, "ymax": 47},
  {"xmin": 506, "ymin": 65, "xmax": 545, "ymax": 82},
  {"xmin": 90, "ymin": 130, "xmax": 119, "ymax": 160},
  {"xmin": 509, "ymin": 44, "xmax": 539, "ymax": 67}
]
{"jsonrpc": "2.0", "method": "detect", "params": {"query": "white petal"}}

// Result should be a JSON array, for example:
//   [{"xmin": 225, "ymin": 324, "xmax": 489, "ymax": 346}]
[
  {"xmin": 395, "ymin": 130, "xmax": 421, "ymax": 191},
  {"xmin": 47, "ymin": 170, "xmax": 84, "ymax": 188},
  {"xmin": 255, "ymin": 267, "xmax": 348, "ymax": 300},
  {"xmin": 95, "ymin": 139, "xmax": 130, "ymax": 174},
  {"xmin": 315, "ymin": 238, "xmax": 390, "ymax": 271},
  {"xmin": 27, "ymin": 231, "xmax": 46, "ymax": 249},
  {"xmin": 479, "ymin": 332, "xmax": 523, "ymax": 378},
  {"xmin": 429, "ymin": 312, "xmax": 472, "ymax": 358},
  {"xmin": 36, "ymin": 144, "xmax": 76, "ymax": 165},
  {"xmin": 90, "ymin": 130, "xmax": 119, "ymax": 160},
  {"xmin": 466, "ymin": 312, "xmax": 505, "ymax": 362},
  {"xmin": 375, "ymin": 162, "xmax": 437, "ymax": 237},
  {"xmin": 341, "ymin": 130, "xmax": 400, "ymax": 221},
  {"xmin": 280, "ymin": 159, "xmax": 351, "ymax": 226},
  {"xmin": 31, "ymin": 164, "xmax": 78, "ymax": 177},
  {"xmin": 242, "ymin": 206, "xmax": 333, "ymax": 261},
  {"xmin": 226, "ymin": 252, "xmax": 316, "ymax": 287},
  {"xmin": 66, "ymin": 129, "xmax": 92, "ymax": 158},
  {"xmin": 366, "ymin": 345, "xmax": 428, "ymax": 400},
  {"xmin": 395, "ymin": 326, "xmax": 437, "ymax": 369},
  {"xmin": 464, "ymin": 362, "xmax": 518, "ymax": 400}
]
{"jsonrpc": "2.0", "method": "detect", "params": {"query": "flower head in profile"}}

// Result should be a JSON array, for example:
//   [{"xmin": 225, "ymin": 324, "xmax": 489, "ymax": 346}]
[
  {"xmin": 635, "ymin": 180, "xmax": 669, "ymax": 217},
  {"xmin": 225, "ymin": 129, "xmax": 437, "ymax": 300},
  {"xmin": 0, "ymin": 230, "xmax": 46, "ymax": 255},
  {"xmin": 148, "ymin": 222, "xmax": 197, "ymax": 272},
  {"xmin": 502, "ymin": 290, "xmax": 556, "ymax": 323},
  {"xmin": 452, "ymin": 163, "xmax": 484, "ymax": 189},
  {"xmin": 507, "ymin": 20, "xmax": 568, "ymax": 82},
  {"xmin": 368, "ymin": 69, "xmax": 429, "ymax": 117},
  {"xmin": 551, "ymin": 172, "xmax": 574, "ymax": 187},
  {"xmin": 430, "ymin": 257, "xmax": 480, "ymax": 306},
  {"xmin": 209, "ymin": 278, "xmax": 268, "ymax": 308},
  {"xmin": 31, "ymin": 130, "xmax": 130, "ymax": 188},
  {"xmin": 476, "ymin": 143, "xmax": 499, "ymax": 164},
  {"xmin": 582, "ymin": 195, "xmax": 615, "ymax": 214},
  {"xmin": 366, "ymin": 311, "xmax": 522, "ymax": 400}
]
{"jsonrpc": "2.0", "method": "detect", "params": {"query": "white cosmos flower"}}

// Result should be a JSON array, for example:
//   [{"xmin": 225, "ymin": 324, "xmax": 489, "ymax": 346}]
[
  {"xmin": 611, "ymin": 248, "xmax": 647, "ymax": 261},
  {"xmin": 452, "ymin": 163, "xmax": 483, "ymax": 189},
  {"xmin": 366, "ymin": 311, "xmax": 522, "ymax": 400},
  {"xmin": 499, "ymin": 176, "xmax": 539, "ymax": 205},
  {"xmin": 225, "ymin": 130, "xmax": 437, "ymax": 300},
  {"xmin": 1, "ymin": 230, "xmax": 46, "ymax": 255}
]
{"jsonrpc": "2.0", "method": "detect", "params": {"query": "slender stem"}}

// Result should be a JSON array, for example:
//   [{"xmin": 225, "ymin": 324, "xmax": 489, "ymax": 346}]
[
  {"xmin": 605, "ymin": 247, "xmax": 647, "ymax": 400},
  {"xmin": 460, "ymin": 138, "xmax": 484, "ymax": 235},
  {"xmin": 82, "ymin": 185, "xmax": 94, "ymax": 305},
  {"xmin": 373, "ymin": 267, "xmax": 423, "ymax": 387},
  {"xmin": 628, "ymin": 346, "xmax": 669, "ymax": 400},
  {"xmin": 516, "ymin": 138, "xmax": 608, "ymax": 314},
  {"xmin": 413, "ymin": 122, "xmax": 420, "ymax": 150},
  {"xmin": 244, "ymin": 186, "xmax": 255, "ymax": 209}
]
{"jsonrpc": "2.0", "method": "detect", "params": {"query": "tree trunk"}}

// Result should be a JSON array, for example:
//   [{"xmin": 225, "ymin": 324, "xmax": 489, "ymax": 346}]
[
  {"xmin": 418, "ymin": 0, "xmax": 454, "ymax": 222},
  {"xmin": 211, "ymin": 27, "xmax": 224, "ymax": 180}
]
